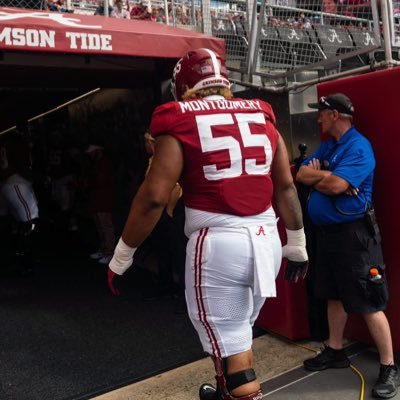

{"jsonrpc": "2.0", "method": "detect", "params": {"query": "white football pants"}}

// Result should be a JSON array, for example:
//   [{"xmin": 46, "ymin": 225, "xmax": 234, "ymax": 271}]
[
  {"xmin": 185, "ymin": 222, "xmax": 282, "ymax": 358},
  {"xmin": 1, "ymin": 173, "xmax": 39, "ymax": 222}
]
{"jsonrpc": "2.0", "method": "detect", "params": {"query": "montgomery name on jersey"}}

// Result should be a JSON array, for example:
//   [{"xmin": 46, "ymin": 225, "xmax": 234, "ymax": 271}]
[{"xmin": 150, "ymin": 97, "xmax": 279, "ymax": 217}]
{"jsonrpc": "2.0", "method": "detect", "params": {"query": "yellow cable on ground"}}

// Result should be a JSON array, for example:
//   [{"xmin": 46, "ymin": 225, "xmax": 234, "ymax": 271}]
[
  {"xmin": 350, "ymin": 364, "xmax": 365, "ymax": 400},
  {"xmin": 291, "ymin": 342, "xmax": 321, "ymax": 353},
  {"xmin": 263, "ymin": 329, "xmax": 366, "ymax": 400},
  {"xmin": 263, "ymin": 329, "xmax": 320, "ymax": 353}
]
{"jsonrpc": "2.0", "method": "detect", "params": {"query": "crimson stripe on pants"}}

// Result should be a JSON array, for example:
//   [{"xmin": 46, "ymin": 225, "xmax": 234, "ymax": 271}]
[
  {"xmin": 14, "ymin": 184, "xmax": 32, "ymax": 221},
  {"xmin": 194, "ymin": 228, "xmax": 222, "ymax": 359}
]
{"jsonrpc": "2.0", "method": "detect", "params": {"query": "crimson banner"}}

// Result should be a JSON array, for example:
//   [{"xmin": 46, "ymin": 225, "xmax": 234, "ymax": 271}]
[{"xmin": 0, "ymin": 7, "xmax": 225, "ymax": 58}]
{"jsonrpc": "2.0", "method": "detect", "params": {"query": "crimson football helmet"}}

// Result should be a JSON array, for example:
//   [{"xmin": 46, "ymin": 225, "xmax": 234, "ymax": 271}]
[{"xmin": 171, "ymin": 48, "xmax": 230, "ymax": 101}]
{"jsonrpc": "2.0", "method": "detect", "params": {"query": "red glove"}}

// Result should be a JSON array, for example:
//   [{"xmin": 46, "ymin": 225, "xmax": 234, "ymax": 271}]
[
  {"xmin": 107, "ymin": 238, "xmax": 137, "ymax": 296},
  {"xmin": 107, "ymin": 268, "xmax": 121, "ymax": 296}
]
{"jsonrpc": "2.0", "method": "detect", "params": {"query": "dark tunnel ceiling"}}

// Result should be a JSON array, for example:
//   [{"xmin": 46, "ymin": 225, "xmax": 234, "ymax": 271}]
[{"xmin": 0, "ymin": 52, "xmax": 176, "ymax": 132}]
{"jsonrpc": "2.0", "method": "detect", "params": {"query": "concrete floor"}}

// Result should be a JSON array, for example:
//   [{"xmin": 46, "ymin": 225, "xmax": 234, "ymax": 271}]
[
  {"xmin": 264, "ymin": 347, "xmax": 400, "ymax": 400},
  {"xmin": 92, "ymin": 333, "xmax": 320, "ymax": 400}
]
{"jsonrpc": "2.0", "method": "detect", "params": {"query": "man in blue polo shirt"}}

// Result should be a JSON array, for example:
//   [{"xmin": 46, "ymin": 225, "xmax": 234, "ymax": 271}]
[{"xmin": 297, "ymin": 93, "xmax": 399, "ymax": 399}]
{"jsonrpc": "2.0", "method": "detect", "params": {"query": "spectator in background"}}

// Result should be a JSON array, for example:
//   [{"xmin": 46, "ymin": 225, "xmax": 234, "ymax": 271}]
[
  {"xmin": 56, "ymin": 0, "xmax": 69, "ymax": 12},
  {"xmin": 130, "ymin": 1, "xmax": 151, "ymax": 20},
  {"xmin": 94, "ymin": 0, "xmax": 113, "ymax": 16},
  {"xmin": 156, "ymin": 6, "xmax": 167, "ymax": 23},
  {"xmin": 85, "ymin": 144, "xmax": 116, "ymax": 265},
  {"xmin": 322, "ymin": 0, "xmax": 368, "ymax": 25},
  {"xmin": 322, "ymin": 0, "xmax": 339, "ymax": 25},
  {"xmin": 339, "ymin": 0, "xmax": 373, "ymax": 19},
  {"xmin": 46, "ymin": 0, "xmax": 59, "ymax": 11},
  {"xmin": 322, "ymin": 0, "xmax": 338, "ymax": 14},
  {"xmin": 175, "ymin": 4, "xmax": 189, "ymax": 25},
  {"xmin": 0, "ymin": 123, "xmax": 39, "ymax": 273},
  {"xmin": 111, "ymin": 0, "xmax": 131, "ymax": 19},
  {"xmin": 46, "ymin": 0, "xmax": 69, "ymax": 12},
  {"xmin": 150, "ymin": 5, "xmax": 162, "ymax": 22}
]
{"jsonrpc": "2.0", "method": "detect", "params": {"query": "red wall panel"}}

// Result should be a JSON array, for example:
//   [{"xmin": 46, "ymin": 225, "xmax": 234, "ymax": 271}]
[{"xmin": 255, "ymin": 167, "xmax": 310, "ymax": 340}]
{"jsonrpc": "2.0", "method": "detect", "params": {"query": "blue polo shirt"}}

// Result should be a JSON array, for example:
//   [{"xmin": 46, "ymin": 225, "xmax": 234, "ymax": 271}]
[{"xmin": 301, "ymin": 126, "xmax": 375, "ymax": 225}]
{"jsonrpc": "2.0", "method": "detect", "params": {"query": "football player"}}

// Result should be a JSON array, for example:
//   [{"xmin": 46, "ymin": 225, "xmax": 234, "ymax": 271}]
[{"xmin": 108, "ymin": 48, "xmax": 308, "ymax": 400}]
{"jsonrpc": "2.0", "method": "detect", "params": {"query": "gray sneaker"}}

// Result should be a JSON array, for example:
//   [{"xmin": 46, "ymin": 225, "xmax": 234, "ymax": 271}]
[{"xmin": 372, "ymin": 364, "xmax": 400, "ymax": 399}]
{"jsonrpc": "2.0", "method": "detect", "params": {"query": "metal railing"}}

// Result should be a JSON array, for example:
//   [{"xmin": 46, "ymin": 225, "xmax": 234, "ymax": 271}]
[
  {"xmin": 0, "ymin": 0, "xmax": 45, "ymax": 9},
  {"xmin": 251, "ymin": 3, "xmax": 379, "ymax": 78},
  {"xmin": 1, "ymin": 0, "xmax": 399, "ymax": 89},
  {"xmin": 208, "ymin": 0, "xmax": 399, "ymax": 89}
]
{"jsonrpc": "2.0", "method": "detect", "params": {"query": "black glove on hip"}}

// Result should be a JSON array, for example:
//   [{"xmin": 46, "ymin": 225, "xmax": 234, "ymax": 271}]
[{"xmin": 284, "ymin": 260, "xmax": 308, "ymax": 283}]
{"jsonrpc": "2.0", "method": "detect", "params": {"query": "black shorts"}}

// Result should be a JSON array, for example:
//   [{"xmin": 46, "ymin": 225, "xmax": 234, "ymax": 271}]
[{"xmin": 313, "ymin": 218, "xmax": 388, "ymax": 314}]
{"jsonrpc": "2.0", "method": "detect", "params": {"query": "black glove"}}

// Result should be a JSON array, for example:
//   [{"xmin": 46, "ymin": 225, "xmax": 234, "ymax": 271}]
[
  {"xmin": 284, "ymin": 260, "xmax": 308, "ymax": 283},
  {"xmin": 107, "ymin": 268, "xmax": 122, "ymax": 296}
]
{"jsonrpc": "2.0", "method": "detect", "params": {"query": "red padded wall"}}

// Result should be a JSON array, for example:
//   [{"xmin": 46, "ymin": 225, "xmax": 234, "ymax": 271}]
[
  {"xmin": 255, "ymin": 167, "xmax": 310, "ymax": 340},
  {"xmin": 317, "ymin": 68, "xmax": 400, "ymax": 351}
]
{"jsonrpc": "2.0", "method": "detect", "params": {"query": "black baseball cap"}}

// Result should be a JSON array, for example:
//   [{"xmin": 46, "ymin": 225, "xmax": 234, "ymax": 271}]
[{"xmin": 308, "ymin": 93, "xmax": 354, "ymax": 116}]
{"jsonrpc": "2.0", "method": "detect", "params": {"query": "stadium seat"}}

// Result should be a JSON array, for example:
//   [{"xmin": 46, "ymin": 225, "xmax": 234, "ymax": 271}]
[
  {"xmin": 276, "ymin": 26, "xmax": 325, "ymax": 67},
  {"xmin": 259, "ymin": 25, "xmax": 293, "ymax": 69},
  {"xmin": 312, "ymin": 25, "xmax": 366, "ymax": 70},
  {"xmin": 212, "ymin": 17, "xmax": 248, "ymax": 68}
]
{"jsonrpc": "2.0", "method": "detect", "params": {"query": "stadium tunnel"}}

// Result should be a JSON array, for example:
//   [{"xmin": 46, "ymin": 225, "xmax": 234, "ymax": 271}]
[
  {"xmin": 0, "ymin": 54, "xmax": 173, "ymax": 132},
  {"xmin": 0, "ymin": 6, "xmax": 227, "ymax": 132},
  {"xmin": 0, "ymin": 8, "xmax": 229, "ymax": 400}
]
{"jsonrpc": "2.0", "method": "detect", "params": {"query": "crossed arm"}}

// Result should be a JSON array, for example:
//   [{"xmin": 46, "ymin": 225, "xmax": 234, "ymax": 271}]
[{"xmin": 296, "ymin": 158, "xmax": 353, "ymax": 196}]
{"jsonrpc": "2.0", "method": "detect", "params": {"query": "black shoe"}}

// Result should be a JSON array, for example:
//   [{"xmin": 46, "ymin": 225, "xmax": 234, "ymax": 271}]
[
  {"xmin": 199, "ymin": 383, "xmax": 218, "ymax": 400},
  {"xmin": 303, "ymin": 345, "xmax": 350, "ymax": 371},
  {"xmin": 372, "ymin": 364, "xmax": 400, "ymax": 399}
]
